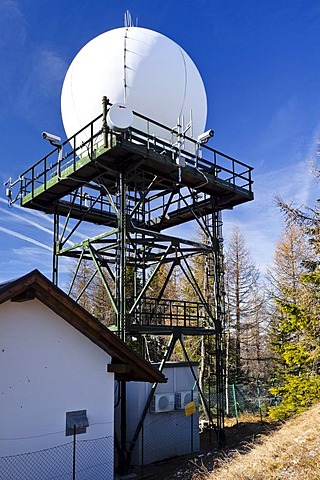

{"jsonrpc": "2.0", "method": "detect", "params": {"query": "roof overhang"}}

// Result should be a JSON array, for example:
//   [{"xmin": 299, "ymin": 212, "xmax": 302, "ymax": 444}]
[{"xmin": 0, "ymin": 270, "xmax": 166, "ymax": 384}]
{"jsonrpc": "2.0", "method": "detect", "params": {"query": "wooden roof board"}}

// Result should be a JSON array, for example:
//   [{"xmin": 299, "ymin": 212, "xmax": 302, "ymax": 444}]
[{"xmin": 0, "ymin": 270, "xmax": 166, "ymax": 384}]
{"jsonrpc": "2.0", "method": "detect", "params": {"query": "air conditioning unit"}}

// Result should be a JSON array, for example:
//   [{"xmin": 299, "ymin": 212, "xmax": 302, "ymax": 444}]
[
  {"xmin": 150, "ymin": 393, "xmax": 175, "ymax": 413},
  {"xmin": 175, "ymin": 391, "xmax": 198, "ymax": 410}
]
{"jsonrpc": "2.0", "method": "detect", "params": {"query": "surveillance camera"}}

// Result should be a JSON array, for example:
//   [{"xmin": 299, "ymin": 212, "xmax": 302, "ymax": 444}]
[
  {"xmin": 197, "ymin": 129, "xmax": 214, "ymax": 145},
  {"xmin": 42, "ymin": 132, "xmax": 61, "ymax": 144}
]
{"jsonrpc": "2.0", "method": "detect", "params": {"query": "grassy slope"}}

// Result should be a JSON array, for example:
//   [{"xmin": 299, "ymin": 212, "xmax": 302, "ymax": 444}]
[{"xmin": 207, "ymin": 403, "xmax": 320, "ymax": 480}]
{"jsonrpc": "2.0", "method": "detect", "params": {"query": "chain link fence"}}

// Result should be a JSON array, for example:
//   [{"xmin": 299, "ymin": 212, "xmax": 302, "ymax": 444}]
[
  {"xmin": 139, "ymin": 409, "xmax": 199, "ymax": 465},
  {"xmin": 204, "ymin": 381, "xmax": 277, "ymax": 420},
  {"xmin": 0, "ymin": 436, "xmax": 113, "ymax": 480}
]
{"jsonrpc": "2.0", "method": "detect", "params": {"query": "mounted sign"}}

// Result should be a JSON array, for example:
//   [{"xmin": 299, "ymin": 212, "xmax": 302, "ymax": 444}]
[{"xmin": 185, "ymin": 401, "xmax": 196, "ymax": 417}]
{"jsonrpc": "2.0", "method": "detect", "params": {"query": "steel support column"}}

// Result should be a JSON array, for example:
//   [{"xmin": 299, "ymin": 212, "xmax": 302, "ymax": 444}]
[
  {"xmin": 118, "ymin": 170, "xmax": 127, "ymax": 342},
  {"xmin": 211, "ymin": 211, "xmax": 226, "ymax": 446},
  {"xmin": 118, "ymin": 170, "xmax": 129, "ymax": 473},
  {"xmin": 52, "ymin": 206, "xmax": 59, "ymax": 286}
]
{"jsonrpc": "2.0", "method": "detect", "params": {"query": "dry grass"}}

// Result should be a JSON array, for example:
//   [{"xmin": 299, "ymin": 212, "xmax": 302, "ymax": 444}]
[
  {"xmin": 205, "ymin": 403, "xmax": 320, "ymax": 480},
  {"xmin": 224, "ymin": 412, "xmax": 275, "ymax": 428}
]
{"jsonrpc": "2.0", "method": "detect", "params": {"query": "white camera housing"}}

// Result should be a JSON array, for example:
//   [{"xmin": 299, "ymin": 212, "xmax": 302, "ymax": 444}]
[
  {"xmin": 42, "ymin": 132, "xmax": 61, "ymax": 144},
  {"xmin": 197, "ymin": 129, "xmax": 214, "ymax": 145}
]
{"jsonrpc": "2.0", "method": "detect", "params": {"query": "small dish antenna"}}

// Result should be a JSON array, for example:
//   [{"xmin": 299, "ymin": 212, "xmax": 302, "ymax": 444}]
[{"xmin": 107, "ymin": 103, "xmax": 134, "ymax": 132}]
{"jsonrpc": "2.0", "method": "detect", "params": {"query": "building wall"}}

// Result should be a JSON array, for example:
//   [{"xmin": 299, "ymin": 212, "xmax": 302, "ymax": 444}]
[
  {"xmin": 0, "ymin": 299, "xmax": 114, "ymax": 478},
  {"xmin": 123, "ymin": 362, "xmax": 200, "ymax": 466}
]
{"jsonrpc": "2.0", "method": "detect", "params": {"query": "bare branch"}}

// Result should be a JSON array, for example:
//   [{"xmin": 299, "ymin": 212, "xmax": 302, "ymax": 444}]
[{"xmin": 275, "ymin": 195, "xmax": 319, "ymax": 228}]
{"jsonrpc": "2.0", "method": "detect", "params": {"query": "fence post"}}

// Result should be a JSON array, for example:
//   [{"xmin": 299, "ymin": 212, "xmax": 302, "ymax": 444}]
[
  {"xmin": 231, "ymin": 383, "xmax": 239, "ymax": 426},
  {"xmin": 208, "ymin": 377, "xmax": 212, "ymax": 446},
  {"xmin": 73, "ymin": 425, "xmax": 76, "ymax": 480},
  {"xmin": 141, "ymin": 420, "xmax": 144, "ymax": 479},
  {"xmin": 191, "ymin": 388, "xmax": 194, "ymax": 452},
  {"xmin": 256, "ymin": 379, "xmax": 263, "ymax": 421}
]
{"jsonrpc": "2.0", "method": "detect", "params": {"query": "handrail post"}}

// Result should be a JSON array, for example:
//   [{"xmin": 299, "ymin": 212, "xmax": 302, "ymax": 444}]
[
  {"xmin": 102, "ymin": 96, "xmax": 108, "ymax": 149},
  {"xmin": 44, "ymin": 157, "xmax": 47, "ymax": 190}
]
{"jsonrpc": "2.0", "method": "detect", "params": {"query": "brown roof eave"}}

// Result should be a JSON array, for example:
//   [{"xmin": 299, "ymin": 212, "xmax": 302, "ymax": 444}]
[{"xmin": 0, "ymin": 270, "xmax": 166, "ymax": 385}]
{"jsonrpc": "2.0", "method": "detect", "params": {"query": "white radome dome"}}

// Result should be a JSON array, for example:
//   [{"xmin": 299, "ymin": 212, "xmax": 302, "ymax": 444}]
[{"xmin": 61, "ymin": 27, "xmax": 207, "ymax": 147}]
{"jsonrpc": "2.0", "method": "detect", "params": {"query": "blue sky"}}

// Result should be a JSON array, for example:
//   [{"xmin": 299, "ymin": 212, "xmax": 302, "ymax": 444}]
[{"xmin": 0, "ymin": 0, "xmax": 319, "ymax": 283}]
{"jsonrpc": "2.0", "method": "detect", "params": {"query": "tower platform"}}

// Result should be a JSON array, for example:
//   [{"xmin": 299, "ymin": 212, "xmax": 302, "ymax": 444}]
[{"xmin": 15, "ymin": 112, "xmax": 253, "ymax": 230}]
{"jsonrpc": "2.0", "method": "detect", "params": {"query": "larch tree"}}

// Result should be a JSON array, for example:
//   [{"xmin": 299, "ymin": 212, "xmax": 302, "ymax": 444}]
[
  {"xmin": 175, "ymin": 229, "xmax": 220, "ymax": 419},
  {"xmin": 68, "ymin": 258, "xmax": 95, "ymax": 312},
  {"xmin": 67, "ymin": 258, "xmax": 117, "ymax": 326},
  {"xmin": 224, "ymin": 225, "xmax": 265, "ymax": 380}
]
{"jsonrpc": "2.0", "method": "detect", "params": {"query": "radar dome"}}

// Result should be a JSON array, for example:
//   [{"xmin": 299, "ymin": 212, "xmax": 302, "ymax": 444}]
[{"xmin": 61, "ymin": 27, "xmax": 207, "ymax": 147}]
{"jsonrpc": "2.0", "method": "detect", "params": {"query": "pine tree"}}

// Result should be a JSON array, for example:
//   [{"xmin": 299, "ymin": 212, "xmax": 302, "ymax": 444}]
[
  {"xmin": 268, "ymin": 222, "xmax": 320, "ymax": 419},
  {"xmin": 267, "ymin": 223, "xmax": 308, "ymax": 379}
]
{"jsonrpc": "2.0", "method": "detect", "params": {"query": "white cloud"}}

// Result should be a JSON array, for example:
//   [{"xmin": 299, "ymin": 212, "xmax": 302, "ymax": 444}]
[
  {"xmin": 222, "ymin": 93, "xmax": 320, "ymax": 275},
  {"xmin": 0, "ymin": 226, "xmax": 51, "ymax": 250},
  {"xmin": 0, "ymin": 0, "xmax": 27, "ymax": 118},
  {"xmin": 0, "ymin": 197, "xmax": 53, "ymax": 223},
  {"xmin": 0, "ymin": 207, "xmax": 53, "ymax": 235},
  {"xmin": 34, "ymin": 49, "xmax": 68, "ymax": 98},
  {"xmin": 17, "ymin": 47, "xmax": 68, "ymax": 116},
  {"xmin": 224, "ymin": 156, "xmax": 319, "ymax": 273},
  {"xmin": 259, "ymin": 98, "xmax": 300, "ymax": 151},
  {"xmin": 0, "ymin": 245, "xmax": 52, "ymax": 283},
  {"xmin": 0, "ymin": 0, "xmax": 26, "ymax": 48},
  {"xmin": 0, "ymin": 197, "xmax": 87, "ymax": 242},
  {"xmin": 11, "ymin": 246, "xmax": 51, "ymax": 260}
]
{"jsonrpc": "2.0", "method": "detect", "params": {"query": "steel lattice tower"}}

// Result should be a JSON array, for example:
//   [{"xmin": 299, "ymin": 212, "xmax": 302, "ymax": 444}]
[{"xmin": 8, "ymin": 98, "xmax": 253, "ymax": 470}]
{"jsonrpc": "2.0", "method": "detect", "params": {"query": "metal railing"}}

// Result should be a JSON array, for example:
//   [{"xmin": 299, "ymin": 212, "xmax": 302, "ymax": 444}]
[
  {"xmin": 7, "ymin": 100, "xmax": 253, "ymax": 207},
  {"xmin": 128, "ymin": 296, "xmax": 210, "ymax": 329}
]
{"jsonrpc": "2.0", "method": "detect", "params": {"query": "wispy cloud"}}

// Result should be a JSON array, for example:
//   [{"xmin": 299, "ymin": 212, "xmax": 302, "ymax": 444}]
[
  {"xmin": 0, "ymin": 0, "xmax": 27, "ymax": 119},
  {"xmin": 16, "ymin": 47, "xmax": 68, "ymax": 119},
  {"xmin": 0, "ymin": 226, "xmax": 51, "ymax": 250},
  {"xmin": 0, "ymin": 0, "xmax": 27, "ymax": 49},
  {"xmin": 259, "ymin": 98, "xmax": 300, "ymax": 151},
  {"xmin": 0, "ymin": 1, "xmax": 67, "ymax": 121},
  {"xmin": 0, "ymin": 197, "xmax": 87, "ymax": 242},
  {"xmin": 224, "ymin": 155, "xmax": 318, "ymax": 273},
  {"xmin": 223, "ymin": 91, "xmax": 320, "ymax": 275},
  {"xmin": 35, "ymin": 49, "xmax": 68, "ymax": 98},
  {"xmin": 0, "ymin": 198, "xmax": 54, "ymax": 224},
  {"xmin": 255, "ymin": 160, "xmax": 317, "ymax": 209},
  {"xmin": 11, "ymin": 246, "xmax": 52, "ymax": 262},
  {"xmin": 252, "ymin": 97, "xmax": 313, "ymax": 173},
  {"xmin": 0, "ymin": 207, "xmax": 53, "ymax": 235},
  {"xmin": 0, "ymin": 246, "xmax": 52, "ymax": 283}
]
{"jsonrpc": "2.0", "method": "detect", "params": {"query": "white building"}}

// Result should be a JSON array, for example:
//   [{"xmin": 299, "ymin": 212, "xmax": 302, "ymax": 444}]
[{"xmin": 0, "ymin": 269, "xmax": 165, "ymax": 479}]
